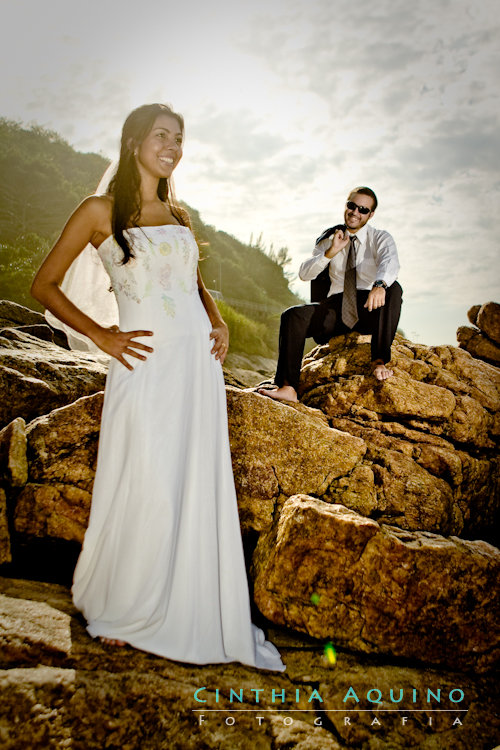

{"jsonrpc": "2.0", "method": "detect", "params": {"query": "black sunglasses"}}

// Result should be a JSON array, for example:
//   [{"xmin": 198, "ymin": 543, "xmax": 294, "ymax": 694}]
[{"xmin": 346, "ymin": 200, "xmax": 372, "ymax": 215}]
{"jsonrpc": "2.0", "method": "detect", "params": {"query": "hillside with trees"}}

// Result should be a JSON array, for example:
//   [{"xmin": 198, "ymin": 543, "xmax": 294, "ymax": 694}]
[{"xmin": 0, "ymin": 119, "xmax": 301, "ymax": 361}]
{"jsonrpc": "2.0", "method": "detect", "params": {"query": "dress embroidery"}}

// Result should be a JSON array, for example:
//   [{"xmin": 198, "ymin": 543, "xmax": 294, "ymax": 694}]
[{"xmin": 98, "ymin": 225, "xmax": 198, "ymax": 319}]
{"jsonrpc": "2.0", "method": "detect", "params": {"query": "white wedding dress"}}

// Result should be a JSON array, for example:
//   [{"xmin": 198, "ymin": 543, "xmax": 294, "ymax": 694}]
[{"xmin": 72, "ymin": 225, "xmax": 285, "ymax": 671}]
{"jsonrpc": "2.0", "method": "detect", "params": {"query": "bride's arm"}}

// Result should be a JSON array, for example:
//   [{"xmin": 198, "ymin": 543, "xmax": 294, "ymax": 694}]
[
  {"xmin": 32, "ymin": 197, "xmax": 154, "ymax": 370},
  {"xmin": 196, "ymin": 268, "xmax": 229, "ymax": 363}
]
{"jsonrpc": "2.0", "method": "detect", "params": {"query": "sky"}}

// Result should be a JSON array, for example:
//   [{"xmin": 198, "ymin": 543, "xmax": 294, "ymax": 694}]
[{"xmin": 1, "ymin": 0, "xmax": 499, "ymax": 345}]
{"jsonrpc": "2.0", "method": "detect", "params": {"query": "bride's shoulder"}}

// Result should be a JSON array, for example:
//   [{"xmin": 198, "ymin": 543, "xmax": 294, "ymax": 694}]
[
  {"xmin": 67, "ymin": 194, "xmax": 113, "ymax": 245},
  {"xmin": 73, "ymin": 194, "xmax": 113, "ymax": 231},
  {"xmin": 79, "ymin": 193, "xmax": 113, "ymax": 219}
]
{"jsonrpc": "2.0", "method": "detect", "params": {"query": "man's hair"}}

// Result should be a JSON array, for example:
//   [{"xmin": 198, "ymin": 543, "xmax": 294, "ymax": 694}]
[{"xmin": 347, "ymin": 186, "xmax": 378, "ymax": 211}]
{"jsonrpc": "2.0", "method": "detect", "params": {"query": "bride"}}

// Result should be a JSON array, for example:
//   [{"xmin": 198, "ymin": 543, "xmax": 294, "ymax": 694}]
[{"xmin": 31, "ymin": 103, "xmax": 285, "ymax": 672}]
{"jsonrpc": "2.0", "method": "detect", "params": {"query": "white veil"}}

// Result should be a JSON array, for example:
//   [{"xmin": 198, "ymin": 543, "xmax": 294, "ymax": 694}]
[{"xmin": 45, "ymin": 161, "xmax": 120, "ymax": 352}]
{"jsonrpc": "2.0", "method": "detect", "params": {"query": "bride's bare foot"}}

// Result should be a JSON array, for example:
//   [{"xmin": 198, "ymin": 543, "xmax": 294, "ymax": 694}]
[
  {"xmin": 371, "ymin": 359, "xmax": 394, "ymax": 381},
  {"xmin": 99, "ymin": 636, "xmax": 126, "ymax": 647},
  {"xmin": 257, "ymin": 385, "xmax": 298, "ymax": 402}
]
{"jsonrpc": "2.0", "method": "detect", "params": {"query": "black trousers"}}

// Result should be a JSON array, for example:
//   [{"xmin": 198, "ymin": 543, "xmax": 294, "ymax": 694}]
[{"xmin": 275, "ymin": 281, "xmax": 403, "ymax": 391}]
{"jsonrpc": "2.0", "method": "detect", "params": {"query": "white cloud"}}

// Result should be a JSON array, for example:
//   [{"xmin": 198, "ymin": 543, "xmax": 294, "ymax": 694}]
[{"xmin": 1, "ymin": 0, "xmax": 499, "ymax": 345}]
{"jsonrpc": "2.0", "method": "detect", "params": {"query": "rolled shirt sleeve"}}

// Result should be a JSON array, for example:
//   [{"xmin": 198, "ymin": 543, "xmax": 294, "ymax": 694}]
[
  {"xmin": 298, "ymin": 225, "xmax": 400, "ymax": 293},
  {"xmin": 298, "ymin": 238, "xmax": 332, "ymax": 281}
]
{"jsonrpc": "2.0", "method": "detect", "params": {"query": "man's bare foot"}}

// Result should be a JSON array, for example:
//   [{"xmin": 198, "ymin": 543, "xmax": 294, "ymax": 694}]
[
  {"xmin": 257, "ymin": 385, "xmax": 298, "ymax": 402},
  {"xmin": 99, "ymin": 636, "xmax": 126, "ymax": 647},
  {"xmin": 371, "ymin": 360, "xmax": 393, "ymax": 381}
]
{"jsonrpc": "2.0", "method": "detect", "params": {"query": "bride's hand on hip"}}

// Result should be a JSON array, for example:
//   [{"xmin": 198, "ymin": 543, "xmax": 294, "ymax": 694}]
[
  {"xmin": 93, "ymin": 325, "xmax": 154, "ymax": 370},
  {"xmin": 209, "ymin": 324, "xmax": 229, "ymax": 363}
]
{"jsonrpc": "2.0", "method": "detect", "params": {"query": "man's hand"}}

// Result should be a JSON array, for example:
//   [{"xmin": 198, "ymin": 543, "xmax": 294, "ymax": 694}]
[
  {"xmin": 364, "ymin": 287, "xmax": 386, "ymax": 311},
  {"xmin": 325, "ymin": 228, "xmax": 350, "ymax": 258}
]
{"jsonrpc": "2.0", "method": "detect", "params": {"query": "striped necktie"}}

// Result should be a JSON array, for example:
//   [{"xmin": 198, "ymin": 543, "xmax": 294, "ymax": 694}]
[{"xmin": 341, "ymin": 236, "xmax": 358, "ymax": 328}]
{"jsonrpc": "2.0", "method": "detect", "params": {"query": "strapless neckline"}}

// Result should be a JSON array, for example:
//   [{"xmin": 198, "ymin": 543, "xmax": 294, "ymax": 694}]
[{"xmin": 97, "ymin": 224, "xmax": 190, "ymax": 253}]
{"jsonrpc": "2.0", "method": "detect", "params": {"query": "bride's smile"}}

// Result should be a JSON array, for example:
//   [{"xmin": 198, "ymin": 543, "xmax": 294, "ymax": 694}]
[{"xmin": 135, "ymin": 112, "xmax": 183, "ymax": 180}]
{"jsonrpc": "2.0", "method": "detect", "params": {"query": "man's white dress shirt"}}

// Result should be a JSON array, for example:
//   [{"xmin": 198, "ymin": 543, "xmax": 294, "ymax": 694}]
[{"xmin": 299, "ymin": 224, "xmax": 399, "ymax": 296}]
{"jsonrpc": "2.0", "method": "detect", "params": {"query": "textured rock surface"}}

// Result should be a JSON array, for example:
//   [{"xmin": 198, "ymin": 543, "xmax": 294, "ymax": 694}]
[
  {"xmin": 0, "ymin": 489, "xmax": 10, "ymax": 565},
  {"xmin": 1, "ymin": 305, "xmax": 499, "ymax": 748},
  {"xmin": 16, "ymin": 357, "xmax": 498, "ymax": 548},
  {"xmin": 0, "ymin": 299, "xmax": 69, "ymax": 348},
  {"xmin": 477, "ymin": 302, "xmax": 500, "ymax": 345},
  {"xmin": 467, "ymin": 304, "xmax": 481, "ymax": 326},
  {"xmin": 0, "ymin": 417, "xmax": 27, "ymax": 487},
  {"xmin": 252, "ymin": 495, "xmax": 500, "ymax": 672},
  {"xmin": 224, "ymin": 351, "xmax": 277, "ymax": 387},
  {"xmin": 13, "ymin": 388, "xmax": 366, "ymax": 542},
  {"xmin": 457, "ymin": 325, "xmax": 500, "ymax": 367},
  {"xmin": 0, "ymin": 577, "xmax": 497, "ymax": 750},
  {"xmin": 3, "ymin": 333, "xmax": 499, "ymax": 554},
  {"xmin": 311, "ymin": 655, "xmax": 498, "ymax": 750},
  {"xmin": 299, "ymin": 333, "xmax": 500, "ymax": 541},
  {"xmin": 0, "ymin": 328, "xmax": 108, "ymax": 428},
  {"xmin": 458, "ymin": 301, "xmax": 500, "ymax": 367},
  {"xmin": 13, "ymin": 393, "xmax": 103, "ymax": 543},
  {"xmin": 227, "ymin": 388, "xmax": 365, "ymax": 532},
  {"xmin": 0, "ymin": 299, "xmax": 46, "ymax": 328}
]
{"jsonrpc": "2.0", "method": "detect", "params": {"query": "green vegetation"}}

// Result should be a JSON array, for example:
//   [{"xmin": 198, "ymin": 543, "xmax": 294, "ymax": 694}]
[
  {"xmin": 0, "ymin": 118, "xmax": 108, "ymax": 243},
  {"xmin": 0, "ymin": 118, "xmax": 109, "ymax": 312},
  {"xmin": 215, "ymin": 300, "xmax": 272, "ymax": 357},
  {"xmin": 0, "ymin": 119, "xmax": 301, "ymax": 356}
]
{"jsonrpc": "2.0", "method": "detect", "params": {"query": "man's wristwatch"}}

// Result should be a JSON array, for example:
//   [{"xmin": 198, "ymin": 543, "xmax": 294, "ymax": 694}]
[{"xmin": 372, "ymin": 280, "xmax": 387, "ymax": 289}]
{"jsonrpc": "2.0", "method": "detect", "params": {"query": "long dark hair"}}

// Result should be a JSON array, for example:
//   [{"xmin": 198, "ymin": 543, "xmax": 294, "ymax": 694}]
[{"xmin": 108, "ymin": 103, "xmax": 190, "ymax": 264}]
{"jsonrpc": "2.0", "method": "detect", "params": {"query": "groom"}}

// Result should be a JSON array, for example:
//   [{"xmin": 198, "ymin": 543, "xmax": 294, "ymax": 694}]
[{"xmin": 260, "ymin": 187, "xmax": 402, "ymax": 403}]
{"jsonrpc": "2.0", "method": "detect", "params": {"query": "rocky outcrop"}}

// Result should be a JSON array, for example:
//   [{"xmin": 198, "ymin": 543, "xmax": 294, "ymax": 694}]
[
  {"xmin": 0, "ymin": 417, "xmax": 27, "ymax": 487},
  {"xmin": 1, "ymin": 303, "xmax": 499, "ymax": 748},
  {"xmin": 0, "ymin": 299, "xmax": 47, "ymax": 329},
  {"xmin": 0, "ymin": 418, "xmax": 27, "ymax": 564},
  {"xmin": 13, "ymin": 393, "xmax": 103, "ymax": 543},
  {"xmin": 457, "ymin": 301, "xmax": 500, "ymax": 367},
  {"xmin": 12, "ymin": 388, "xmax": 365, "ymax": 542},
  {"xmin": 0, "ymin": 298, "xmax": 68, "ymax": 347},
  {"xmin": 299, "ymin": 332, "xmax": 500, "ymax": 542},
  {"xmin": 252, "ymin": 495, "xmax": 500, "ymax": 672},
  {"xmin": 0, "ymin": 328, "xmax": 108, "ymax": 429},
  {"xmin": 457, "ymin": 325, "xmax": 500, "ymax": 367},
  {"xmin": 225, "ymin": 351, "xmax": 276, "ymax": 387},
  {"xmin": 470, "ymin": 302, "xmax": 500, "ymax": 345},
  {"xmin": 0, "ymin": 577, "xmax": 498, "ymax": 750},
  {"xmin": 0, "ymin": 490, "xmax": 10, "ymax": 564},
  {"xmin": 0, "ymin": 313, "xmax": 245, "ymax": 433},
  {"xmin": 227, "ymin": 388, "xmax": 365, "ymax": 532}
]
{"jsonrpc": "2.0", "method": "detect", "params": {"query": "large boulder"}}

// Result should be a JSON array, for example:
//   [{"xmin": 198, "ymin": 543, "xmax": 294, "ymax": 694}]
[
  {"xmin": 458, "ymin": 301, "xmax": 500, "ymax": 367},
  {"xmin": 13, "ymin": 388, "xmax": 366, "ymax": 542},
  {"xmin": 0, "ymin": 576, "xmax": 498, "ymax": 750},
  {"xmin": 0, "ymin": 299, "xmax": 69, "ymax": 348},
  {"xmin": 0, "ymin": 299, "xmax": 46, "ymax": 328},
  {"xmin": 252, "ymin": 495, "xmax": 500, "ymax": 673},
  {"xmin": 474, "ymin": 301, "xmax": 500, "ymax": 345},
  {"xmin": 13, "ymin": 393, "xmax": 103, "ymax": 543},
  {"xmin": 5, "ymin": 335, "xmax": 500, "ymax": 551},
  {"xmin": 0, "ymin": 328, "xmax": 108, "ymax": 429},
  {"xmin": 227, "ymin": 388, "xmax": 365, "ymax": 532},
  {"xmin": 1, "ymin": 317, "xmax": 499, "ymax": 714},
  {"xmin": 299, "ymin": 333, "xmax": 500, "ymax": 541},
  {"xmin": 457, "ymin": 325, "xmax": 500, "ymax": 368}
]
